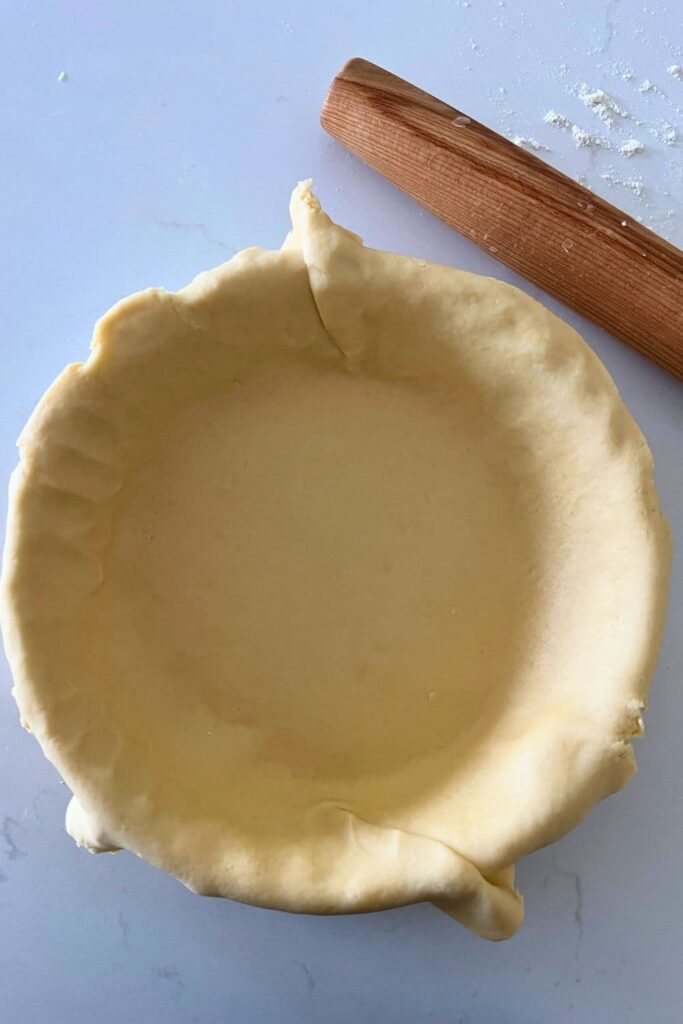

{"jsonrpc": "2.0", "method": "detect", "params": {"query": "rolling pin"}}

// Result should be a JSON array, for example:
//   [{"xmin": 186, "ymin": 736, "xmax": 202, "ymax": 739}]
[{"xmin": 321, "ymin": 58, "xmax": 683, "ymax": 380}]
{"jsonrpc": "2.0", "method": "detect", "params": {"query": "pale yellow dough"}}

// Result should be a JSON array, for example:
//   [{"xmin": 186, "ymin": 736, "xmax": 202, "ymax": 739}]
[{"xmin": 0, "ymin": 182, "xmax": 671, "ymax": 940}]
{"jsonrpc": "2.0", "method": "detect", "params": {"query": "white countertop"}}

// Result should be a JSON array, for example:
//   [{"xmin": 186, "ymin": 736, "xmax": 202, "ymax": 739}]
[{"xmin": 1, "ymin": 2, "xmax": 681, "ymax": 1021}]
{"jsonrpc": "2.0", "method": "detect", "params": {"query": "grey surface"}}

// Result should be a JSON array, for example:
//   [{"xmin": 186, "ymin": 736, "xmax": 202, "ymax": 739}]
[{"xmin": 1, "ymin": 2, "xmax": 682, "ymax": 1022}]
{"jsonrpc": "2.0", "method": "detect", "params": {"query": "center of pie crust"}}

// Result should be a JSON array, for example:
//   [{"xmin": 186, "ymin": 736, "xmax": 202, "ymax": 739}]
[{"xmin": 108, "ymin": 363, "xmax": 537, "ymax": 778}]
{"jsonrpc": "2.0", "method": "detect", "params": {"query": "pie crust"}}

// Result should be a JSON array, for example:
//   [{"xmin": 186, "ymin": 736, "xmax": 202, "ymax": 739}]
[{"xmin": 1, "ymin": 182, "xmax": 670, "ymax": 939}]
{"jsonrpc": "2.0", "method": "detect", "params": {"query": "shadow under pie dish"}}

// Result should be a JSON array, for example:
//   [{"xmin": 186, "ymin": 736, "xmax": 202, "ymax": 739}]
[{"xmin": 0, "ymin": 182, "xmax": 671, "ymax": 940}]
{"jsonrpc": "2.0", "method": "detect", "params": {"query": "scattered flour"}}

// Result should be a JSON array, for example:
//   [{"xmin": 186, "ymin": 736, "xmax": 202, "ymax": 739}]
[
  {"xmin": 512, "ymin": 135, "xmax": 548, "ymax": 150},
  {"xmin": 575, "ymin": 84, "xmax": 628, "ymax": 126},
  {"xmin": 469, "ymin": 5, "xmax": 680, "ymax": 242},
  {"xmin": 544, "ymin": 110, "xmax": 572, "ymax": 129},
  {"xmin": 646, "ymin": 120, "xmax": 678, "ymax": 145},
  {"xmin": 619, "ymin": 138, "xmax": 645, "ymax": 157},
  {"xmin": 544, "ymin": 109, "xmax": 608, "ymax": 149},
  {"xmin": 660, "ymin": 124, "xmax": 677, "ymax": 145},
  {"xmin": 571, "ymin": 124, "xmax": 604, "ymax": 148},
  {"xmin": 601, "ymin": 172, "xmax": 645, "ymax": 197}
]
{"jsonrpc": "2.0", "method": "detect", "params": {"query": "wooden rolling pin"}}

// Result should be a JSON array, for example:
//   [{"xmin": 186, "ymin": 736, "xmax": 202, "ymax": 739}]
[{"xmin": 321, "ymin": 58, "xmax": 683, "ymax": 380}]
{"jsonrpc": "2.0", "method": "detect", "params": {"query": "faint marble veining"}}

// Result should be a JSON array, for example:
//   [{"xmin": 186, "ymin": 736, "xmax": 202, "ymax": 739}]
[
  {"xmin": 549, "ymin": 847, "xmax": 585, "ymax": 969},
  {"xmin": 604, "ymin": 0, "xmax": 618, "ymax": 55},
  {"xmin": 155, "ymin": 965, "xmax": 184, "ymax": 1002},
  {"xmin": 150, "ymin": 213, "xmax": 237, "ymax": 253},
  {"xmin": 117, "ymin": 897, "xmax": 130, "ymax": 949},
  {"xmin": 294, "ymin": 960, "xmax": 316, "ymax": 992},
  {"xmin": 2, "ymin": 816, "xmax": 27, "ymax": 861},
  {"xmin": 557, "ymin": 869, "xmax": 585, "ymax": 959},
  {"xmin": 22, "ymin": 786, "xmax": 63, "ymax": 832}
]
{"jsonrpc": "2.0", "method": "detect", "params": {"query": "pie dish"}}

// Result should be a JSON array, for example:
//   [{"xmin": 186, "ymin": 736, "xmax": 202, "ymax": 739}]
[{"xmin": 0, "ymin": 182, "xmax": 671, "ymax": 939}]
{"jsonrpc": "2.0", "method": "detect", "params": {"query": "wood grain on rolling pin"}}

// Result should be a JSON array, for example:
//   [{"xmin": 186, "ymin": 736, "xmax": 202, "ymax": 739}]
[{"xmin": 321, "ymin": 58, "xmax": 683, "ymax": 380}]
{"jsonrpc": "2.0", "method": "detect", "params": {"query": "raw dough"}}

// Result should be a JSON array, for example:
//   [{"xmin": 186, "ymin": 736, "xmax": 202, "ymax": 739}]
[{"xmin": 0, "ymin": 182, "xmax": 671, "ymax": 940}]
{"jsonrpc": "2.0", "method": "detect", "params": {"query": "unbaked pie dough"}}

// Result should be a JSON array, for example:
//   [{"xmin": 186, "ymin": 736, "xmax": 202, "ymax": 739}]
[{"xmin": 0, "ymin": 182, "xmax": 671, "ymax": 939}]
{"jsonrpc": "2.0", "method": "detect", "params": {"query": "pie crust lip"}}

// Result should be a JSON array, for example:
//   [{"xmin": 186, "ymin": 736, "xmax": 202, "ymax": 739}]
[{"xmin": 0, "ymin": 181, "xmax": 671, "ymax": 940}]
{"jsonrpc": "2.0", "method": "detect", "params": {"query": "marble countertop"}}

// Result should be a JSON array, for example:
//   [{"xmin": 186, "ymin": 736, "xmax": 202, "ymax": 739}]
[{"xmin": 1, "ymin": 2, "xmax": 681, "ymax": 1021}]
